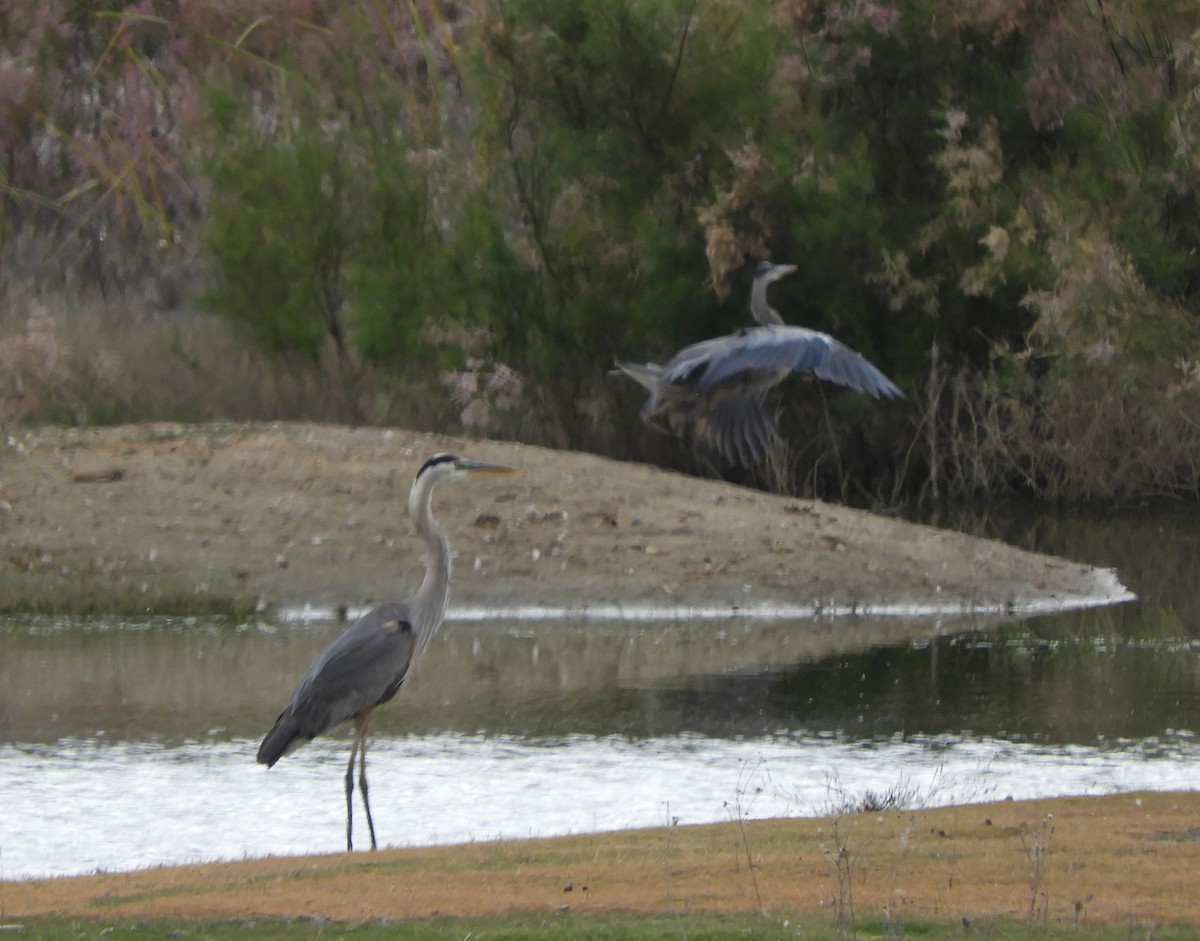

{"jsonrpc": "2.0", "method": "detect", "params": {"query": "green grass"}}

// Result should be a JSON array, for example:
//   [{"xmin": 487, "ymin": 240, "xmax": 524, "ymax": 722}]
[
  {"xmin": 9, "ymin": 913, "xmax": 1198, "ymax": 941},
  {"xmin": 0, "ymin": 571, "xmax": 259, "ymax": 619}
]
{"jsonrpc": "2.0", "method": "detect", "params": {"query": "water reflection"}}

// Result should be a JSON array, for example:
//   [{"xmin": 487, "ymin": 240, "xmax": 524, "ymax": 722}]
[
  {"xmin": 0, "ymin": 612, "xmax": 1019, "ymax": 743},
  {"xmin": 762, "ymin": 621, "xmax": 1200, "ymax": 744},
  {"xmin": 915, "ymin": 502, "xmax": 1200, "ymax": 629},
  {"xmin": 4, "ymin": 606, "xmax": 1198, "ymax": 747}
]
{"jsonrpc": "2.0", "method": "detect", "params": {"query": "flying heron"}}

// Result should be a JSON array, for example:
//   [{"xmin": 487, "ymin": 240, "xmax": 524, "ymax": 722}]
[
  {"xmin": 257, "ymin": 453, "xmax": 519, "ymax": 851},
  {"xmin": 613, "ymin": 261, "xmax": 903, "ymax": 466}
]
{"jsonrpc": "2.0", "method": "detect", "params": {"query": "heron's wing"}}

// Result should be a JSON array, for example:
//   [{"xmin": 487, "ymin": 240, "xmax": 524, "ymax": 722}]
[
  {"xmin": 257, "ymin": 602, "xmax": 416, "ymax": 765},
  {"xmin": 291, "ymin": 602, "xmax": 419, "ymax": 724},
  {"xmin": 677, "ymin": 326, "xmax": 904, "ymax": 400},
  {"xmin": 693, "ymin": 391, "xmax": 782, "ymax": 466},
  {"xmin": 659, "ymin": 336, "xmax": 735, "ymax": 389}
]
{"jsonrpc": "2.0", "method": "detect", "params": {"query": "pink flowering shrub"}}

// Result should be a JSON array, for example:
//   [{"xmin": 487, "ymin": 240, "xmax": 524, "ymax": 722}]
[{"xmin": 429, "ymin": 324, "xmax": 523, "ymax": 434}]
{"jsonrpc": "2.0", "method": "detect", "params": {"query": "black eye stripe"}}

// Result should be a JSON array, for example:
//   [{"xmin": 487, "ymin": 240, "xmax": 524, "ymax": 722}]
[{"xmin": 417, "ymin": 453, "xmax": 458, "ymax": 476}]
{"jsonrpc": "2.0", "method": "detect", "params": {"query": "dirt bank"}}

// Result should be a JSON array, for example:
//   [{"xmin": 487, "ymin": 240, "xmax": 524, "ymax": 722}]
[{"xmin": 0, "ymin": 422, "xmax": 1131, "ymax": 617}]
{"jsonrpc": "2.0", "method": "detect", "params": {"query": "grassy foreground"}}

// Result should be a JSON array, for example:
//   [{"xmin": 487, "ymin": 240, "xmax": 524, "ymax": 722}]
[
  {"xmin": 12, "ymin": 913, "xmax": 1200, "ymax": 940},
  {"xmin": 6, "ymin": 792, "xmax": 1200, "ymax": 938}
]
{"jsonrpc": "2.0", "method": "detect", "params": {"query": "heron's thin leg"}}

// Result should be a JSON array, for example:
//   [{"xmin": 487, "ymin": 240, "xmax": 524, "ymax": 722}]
[
  {"xmin": 359, "ymin": 739, "xmax": 378, "ymax": 851},
  {"xmin": 344, "ymin": 735, "xmax": 360, "ymax": 852},
  {"xmin": 355, "ymin": 711, "xmax": 378, "ymax": 850}
]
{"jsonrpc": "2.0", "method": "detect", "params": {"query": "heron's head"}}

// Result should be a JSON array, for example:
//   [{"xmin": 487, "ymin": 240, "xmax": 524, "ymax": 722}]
[
  {"xmin": 417, "ymin": 453, "xmax": 520, "ymax": 484},
  {"xmin": 754, "ymin": 261, "xmax": 798, "ymax": 285},
  {"xmin": 750, "ymin": 261, "xmax": 798, "ymax": 326},
  {"xmin": 410, "ymin": 453, "xmax": 518, "ymax": 518}
]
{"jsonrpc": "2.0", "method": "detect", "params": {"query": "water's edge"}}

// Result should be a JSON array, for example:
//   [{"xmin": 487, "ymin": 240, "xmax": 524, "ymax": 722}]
[{"xmin": 279, "ymin": 564, "xmax": 1136, "ymax": 625}]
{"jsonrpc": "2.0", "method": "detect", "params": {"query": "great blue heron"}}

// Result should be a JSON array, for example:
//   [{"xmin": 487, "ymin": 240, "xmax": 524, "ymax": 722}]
[
  {"xmin": 613, "ymin": 261, "xmax": 903, "ymax": 466},
  {"xmin": 257, "ymin": 453, "xmax": 518, "ymax": 851}
]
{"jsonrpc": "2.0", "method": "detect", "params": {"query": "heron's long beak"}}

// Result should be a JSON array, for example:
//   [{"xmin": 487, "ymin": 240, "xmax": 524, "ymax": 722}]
[
  {"xmin": 459, "ymin": 459, "xmax": 520, "ymax": 476},
  {"xmin": 767, "ymin": 263, "xmax": 798, "ymax": 282}
]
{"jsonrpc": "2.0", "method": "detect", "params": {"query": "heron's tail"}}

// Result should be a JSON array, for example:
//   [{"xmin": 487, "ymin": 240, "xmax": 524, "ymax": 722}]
[
  {"xmin": 611, "ymin": 361, "xmax": 667, "ymax": 418},
  {"xmin": 610, "ymin": 360, "xmax": 664, "ymax": 390},
  {"xmin": 257, "ymin": 711, "xmax": 303, "ymax": 767}
]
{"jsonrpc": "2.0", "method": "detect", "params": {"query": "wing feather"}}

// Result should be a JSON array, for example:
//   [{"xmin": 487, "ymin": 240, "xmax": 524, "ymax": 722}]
[
  {"xmin": 257, "ymin": 602, "xmax": 417, "ymax": 765},
  {"xmin": 694, "ymin": 392, "xmax": 781, "ymax": 466},
  {"xmin": 680, "ymin": 326, "xmax": 903, "ymax": 399}
]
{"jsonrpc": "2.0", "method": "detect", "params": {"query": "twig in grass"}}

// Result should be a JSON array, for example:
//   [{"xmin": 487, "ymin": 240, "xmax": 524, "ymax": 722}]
[
  {"xmin": 1015, "ymin": 813, "xmax": 1055, "ymax": 931},
  {"xmin": 661, "ymin": 801, "xmax": 680, "ymax": 908},
  {"xmin": 883, "ymin": 814, "xmax": 916, "ymax": 939},
  {"xmin": 724, "ymin": 758, "xmax": 767, "ymax": 914},
  {"xmin": 821, "ymin": 817, "xmax": 856, "ymax": 940}
]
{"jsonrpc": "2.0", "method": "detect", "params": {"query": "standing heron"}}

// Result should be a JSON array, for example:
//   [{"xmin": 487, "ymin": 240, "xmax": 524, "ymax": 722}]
[
  {"xmin": 257, "ymin": 453, "xmax": 518, "ymax": 851},
  {"xmin": 613, "ymin": 261, "xmax": 903, "ymax": 467}
]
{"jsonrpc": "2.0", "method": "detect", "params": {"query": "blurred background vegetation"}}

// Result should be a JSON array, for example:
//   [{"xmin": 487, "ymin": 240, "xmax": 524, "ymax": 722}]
[{"xmin": 2, "ymin": 0, "xmax": 1200, "ymax": 505}]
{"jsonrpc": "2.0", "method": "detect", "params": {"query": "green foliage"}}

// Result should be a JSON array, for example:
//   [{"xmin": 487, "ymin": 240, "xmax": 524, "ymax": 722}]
[
  {"xmin": 10, "ymin": 0, "xmax": 1200, "ymax": 499},
  {"xmin": 0, "ymin": 570, "xmax": 257, "ymax": 619},
  {"xmin": 202, "ymin": 94, "xmax": 351, "ymax": 359},
  {"xmin": 342, "ymin": 142, "xmax": 445, "ymax": 363},
  {"xmin": 472, "ymin": 0, "xmax": 781, "ymax": 368},
  {"xmin": 735, "ymin": 0, "xmax": 1200, "ymax": 500},
  {"xmin": 199, "ymin": 17, "xmax": 469, "ymax": 370},
  {"xmin": 198, "ymin": 6, "xmax": 537, "ymax": 401}
]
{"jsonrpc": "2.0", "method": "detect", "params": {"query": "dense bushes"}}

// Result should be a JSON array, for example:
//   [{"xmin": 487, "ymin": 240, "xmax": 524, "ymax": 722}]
[{"xmin": 3, "ymin": 0, "xmax": 1200, "ymax": 503}]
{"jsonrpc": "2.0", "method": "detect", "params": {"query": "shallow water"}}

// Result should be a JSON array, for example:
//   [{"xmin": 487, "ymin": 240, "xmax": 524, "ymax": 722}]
[
  {"xmin": 1, "ymin": 504, "xmax": 1198, "ymax": 880},
  {"xmin": 5, "ymin": 730, "xmax": 1198, "ymax": 878}
]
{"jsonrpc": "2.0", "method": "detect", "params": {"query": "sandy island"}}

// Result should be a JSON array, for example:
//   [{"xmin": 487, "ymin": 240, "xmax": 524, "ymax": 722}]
[{"xmin": 0, "ymin": 422, "xmax": 1133, "ymax": 619}]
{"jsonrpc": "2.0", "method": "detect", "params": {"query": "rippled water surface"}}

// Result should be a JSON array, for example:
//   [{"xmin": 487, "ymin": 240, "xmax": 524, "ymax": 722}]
[
  {"xmin": 2, "ymin": 505, "xmax": 1198, "ymax": 879},
  {"xmin": 6, "ymin": 731, "xmax": 1198, "ymax": 878}
]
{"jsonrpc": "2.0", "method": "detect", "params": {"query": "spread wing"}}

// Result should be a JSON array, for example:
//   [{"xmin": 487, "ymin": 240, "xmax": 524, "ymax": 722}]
[
  {"xmin": 665, "ymin": 326, "xmax": 903, "ymax": 400},
  {"xmin": 257, "ymin": 602, "xmax": 417, "ymax": 765}
]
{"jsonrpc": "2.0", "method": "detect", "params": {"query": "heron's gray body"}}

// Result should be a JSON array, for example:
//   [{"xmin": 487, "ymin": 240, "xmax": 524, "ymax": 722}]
[
  {"xmin": 257, "ymin": 603, "xmax": 418, "ymax": 767},
  {"xmin": 613, "ymin": 261, "xmax": 902, "ymax": 466}
]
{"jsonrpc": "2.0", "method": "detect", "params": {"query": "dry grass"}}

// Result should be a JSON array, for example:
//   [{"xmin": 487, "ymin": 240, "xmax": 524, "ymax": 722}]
[
  {"xmin": 0, "ymin": 290, "xmax": 450, "ymax": 433},
  {"xmin": 916, "ymin": 358, "xmax": 1200, "ymax": 504},
  {"xmin": 6, "ymin": 286, "xmax": 1200, "ymax": 505},
  {"xmin": 6, "ymin": 792, "xmax": 1200, "ymax": 929}
]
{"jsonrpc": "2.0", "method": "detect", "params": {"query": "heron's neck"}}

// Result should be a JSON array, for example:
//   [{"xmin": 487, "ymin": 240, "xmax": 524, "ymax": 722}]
[
  {"xmin": 409, "ymin": 482, "xmax": 452, "ymax": 641},
  {"xmin": 750, "ymin": 277, "xmax": 785, "ymax": 326}
]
